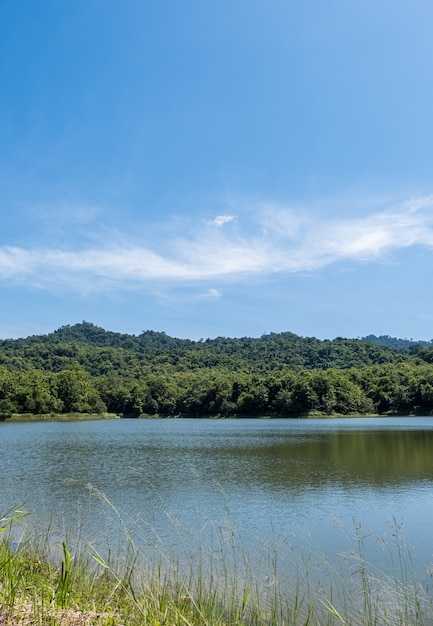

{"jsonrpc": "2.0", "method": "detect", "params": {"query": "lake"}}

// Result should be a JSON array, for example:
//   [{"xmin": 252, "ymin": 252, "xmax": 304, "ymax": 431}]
[{"xmin": 1, "ymin": 416, "xmax": 433, "ymax": 612}]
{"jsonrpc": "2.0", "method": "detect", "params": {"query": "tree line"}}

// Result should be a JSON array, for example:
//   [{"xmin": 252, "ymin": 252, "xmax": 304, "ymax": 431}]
[
  {"xmin": 1, "ymin": 322, "xmax": 433, "ymax": 418},
  {"xmin": 2, "ymin": 361, "xmax": 433, "ymax": 418}
]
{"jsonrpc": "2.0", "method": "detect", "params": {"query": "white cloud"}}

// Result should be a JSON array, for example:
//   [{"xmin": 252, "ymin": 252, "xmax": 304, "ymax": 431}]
[
  {"xmin": 401, "ymin": 194, "xmax": 433, "ymax": 213},
  {"xmin": 1, "ymin": 195, "xmax": 433, "ymax": 292},
  {"xmin": 211, "ymin": 215, "xmax": 235, "ymax": 226}
]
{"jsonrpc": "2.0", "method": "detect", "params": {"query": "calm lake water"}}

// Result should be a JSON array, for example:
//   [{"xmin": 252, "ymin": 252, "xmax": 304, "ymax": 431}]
[{"xmin": 1, "ymin": 416, "xmax": 433, "ymax": 596}]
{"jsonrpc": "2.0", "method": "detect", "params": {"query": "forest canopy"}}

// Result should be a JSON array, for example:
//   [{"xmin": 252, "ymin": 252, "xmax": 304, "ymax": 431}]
[{"xmin": 1, "ymin": 322, "xmax": 433, "ymax": 418}]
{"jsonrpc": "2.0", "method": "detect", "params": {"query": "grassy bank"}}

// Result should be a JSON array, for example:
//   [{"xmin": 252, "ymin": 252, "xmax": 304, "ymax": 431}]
[
  {"xmin": 1, "ymin": 511, "xmax": 432, "ymax": 626},
  {"xmin": 1, "ymin": 412, "xmax": 120, "ymax": 423},
  {"xmin": 2, "ymin": 411, "xmax": 429, "ymax": 423}
]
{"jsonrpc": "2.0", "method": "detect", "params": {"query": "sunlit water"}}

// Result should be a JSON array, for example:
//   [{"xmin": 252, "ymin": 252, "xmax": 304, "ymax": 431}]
[{"xmin": 1, "ymin": 416, "xmax": 433, "ymax": 602}]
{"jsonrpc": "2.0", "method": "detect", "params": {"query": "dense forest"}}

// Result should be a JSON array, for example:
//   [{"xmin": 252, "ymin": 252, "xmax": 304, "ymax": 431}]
[{"xmin": 1, "ymin": 322, "xmax": 433, "ymax": 418}]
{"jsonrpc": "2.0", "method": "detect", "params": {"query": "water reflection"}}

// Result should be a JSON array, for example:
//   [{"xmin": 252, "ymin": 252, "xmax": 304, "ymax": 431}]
[{"xmin": 229, "ymin": 428, "xmax": 433, "ymax": 489}]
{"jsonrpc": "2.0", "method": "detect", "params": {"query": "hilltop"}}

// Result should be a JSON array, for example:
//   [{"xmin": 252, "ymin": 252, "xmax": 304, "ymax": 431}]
[{"xmin": 0, "ymin": 321, "xmax": 427, "ymax": 374}]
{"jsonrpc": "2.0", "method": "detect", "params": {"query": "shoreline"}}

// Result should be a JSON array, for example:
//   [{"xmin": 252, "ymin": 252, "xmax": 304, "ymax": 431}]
[
  {"xmin": 1, "ymin": 412, "xmax": 120, "ymax": 423},
  {"xmin": 1, "ymin": 411, "xmax": 430, "ymax": 423}
]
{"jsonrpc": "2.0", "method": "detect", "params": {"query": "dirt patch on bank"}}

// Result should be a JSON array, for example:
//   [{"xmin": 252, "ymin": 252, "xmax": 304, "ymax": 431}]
[{"xmin": 0, "ymin": 605, "xmax": 123, "ymax": 625}]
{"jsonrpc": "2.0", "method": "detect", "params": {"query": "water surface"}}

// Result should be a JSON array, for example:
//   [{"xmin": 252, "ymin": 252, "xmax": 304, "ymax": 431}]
[{"xmin": 1, "ymin": 416, "xmax": 433, "ymax": 590}]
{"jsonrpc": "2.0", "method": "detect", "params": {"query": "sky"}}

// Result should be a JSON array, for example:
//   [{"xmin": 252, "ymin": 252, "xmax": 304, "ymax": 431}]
[{"xmin": 1, "ymin": 0, "xmax": 433, "ymax": 341}]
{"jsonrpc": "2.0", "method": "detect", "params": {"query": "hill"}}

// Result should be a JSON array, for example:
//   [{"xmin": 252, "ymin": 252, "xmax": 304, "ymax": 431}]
[
  {"xmin": 1, "ymin": 322, "xmax": 433, "ymax": 419},
  {"xmin": 0, "ymin": 322, "xmax": 408, "ymax": 375},
  {"xmin": 360, "ymin": 334, "xmax": 433, "ymax": 352}
]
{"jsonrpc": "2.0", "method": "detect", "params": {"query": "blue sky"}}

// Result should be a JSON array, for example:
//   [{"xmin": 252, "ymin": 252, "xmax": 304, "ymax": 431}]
[{"xmin": 1, "ymin": 0, "xmax": 433, "ymax": 341}]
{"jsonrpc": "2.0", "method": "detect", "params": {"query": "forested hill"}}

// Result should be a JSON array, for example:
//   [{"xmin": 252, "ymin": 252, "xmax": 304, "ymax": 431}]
[
  {"xmin": 0, "ymin": 321, "xmax": 415, "ymax": 374},
  {"xmin": 2, "ymin": 322, "xmax": 433, "ymax": 418},
  {"xmin": 360, "ymin": 334, "xmax": 433, "ymax": 352}
]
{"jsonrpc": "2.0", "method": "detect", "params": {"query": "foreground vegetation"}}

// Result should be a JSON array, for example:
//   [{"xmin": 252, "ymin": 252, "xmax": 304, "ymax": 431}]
[{"xmin": 1, "ymin": 510, "xmax": 432, "ymax": 625}]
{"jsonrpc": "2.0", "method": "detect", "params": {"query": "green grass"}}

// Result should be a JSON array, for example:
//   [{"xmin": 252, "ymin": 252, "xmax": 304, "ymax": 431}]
[
  {"xmin": 1, "ymin": 509, "xmax": 432, "ymax": 625},
  {"xmin": 2, "ymin": 412, "xmax": 119, "ymax": 423}
]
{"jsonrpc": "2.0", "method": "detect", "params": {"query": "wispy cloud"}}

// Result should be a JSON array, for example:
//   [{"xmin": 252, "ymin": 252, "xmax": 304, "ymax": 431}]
[
  {"xmin": 197, "ymin": 288, "xmax": 222, "ymax": 300},
  {"xmin": 210, "ymin": 214, "xmax": 236, "ymax": 226},
  {"xmin": 1, "ymin": 195, "xmax": 433, "ymax": 292}
]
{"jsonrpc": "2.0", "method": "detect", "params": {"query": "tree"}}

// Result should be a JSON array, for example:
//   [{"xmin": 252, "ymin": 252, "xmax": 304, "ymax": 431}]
[{"xmin": 56, "ymin": 366, "xmax": 105, "ymax": 413}]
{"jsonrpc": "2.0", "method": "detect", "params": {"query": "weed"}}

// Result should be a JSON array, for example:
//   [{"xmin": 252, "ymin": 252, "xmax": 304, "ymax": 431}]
[{"xmin": 1, "ymin": 507, "xmax": 433, "ymax": 625}]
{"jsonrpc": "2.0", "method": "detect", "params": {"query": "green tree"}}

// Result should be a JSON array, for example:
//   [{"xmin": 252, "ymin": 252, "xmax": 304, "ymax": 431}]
[{"xmin": 56, "ymin": 367, "xmax": 105, "ymax": 413}]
